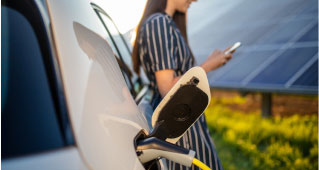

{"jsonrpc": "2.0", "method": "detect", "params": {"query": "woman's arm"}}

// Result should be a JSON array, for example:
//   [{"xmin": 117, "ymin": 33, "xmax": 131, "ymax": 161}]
[
  {"xmin": 155, "ymin": 69, "xmax": 181, "ymax": 97},
  {"xmin": 155, "ymin": 47, "xmax": 234, "ymax": 98}
]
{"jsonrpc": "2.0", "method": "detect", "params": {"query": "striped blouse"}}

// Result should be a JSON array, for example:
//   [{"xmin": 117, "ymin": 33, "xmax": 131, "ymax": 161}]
[{"xmin": 138, "ymin": 13, "xmax": 223, "ymax": 170}]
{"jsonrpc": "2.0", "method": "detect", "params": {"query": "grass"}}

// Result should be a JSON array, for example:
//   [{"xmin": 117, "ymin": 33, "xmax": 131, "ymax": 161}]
[{"xmin": 205, "ymin": 94, "xmax": 318, "ymax": 170}]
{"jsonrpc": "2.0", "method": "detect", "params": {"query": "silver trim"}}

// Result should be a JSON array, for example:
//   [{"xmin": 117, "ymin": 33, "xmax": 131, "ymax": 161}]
[{"xmin": 135, "ymin": 85, "xmax": 150, "ymax": 103}]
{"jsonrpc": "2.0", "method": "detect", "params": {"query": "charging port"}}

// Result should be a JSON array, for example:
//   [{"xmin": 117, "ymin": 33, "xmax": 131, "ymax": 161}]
[{"xmin": 134, "ymin": 130, "xmax": 161, "ymax": 169}]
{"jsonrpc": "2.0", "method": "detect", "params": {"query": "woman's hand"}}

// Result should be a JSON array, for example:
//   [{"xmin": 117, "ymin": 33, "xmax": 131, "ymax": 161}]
[
  {"xmin": 200, "ymin": 47, "xmax": 234, "ymax": 73},
  {"xmin": 155, "ymin": 46, "xmax": 234, "ymax": 97}
]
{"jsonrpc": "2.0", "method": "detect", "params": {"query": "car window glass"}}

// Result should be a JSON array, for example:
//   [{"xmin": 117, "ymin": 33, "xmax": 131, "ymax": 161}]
[
  {"xmin": 1, "ymin": 6, "xmax": 65, "ymax": 158},
  {"xmin": 99, "ymin": 14, "xmax": 133, "ymax": 71},
  {"xmin": 103, "ymin": 25, "xmax": 121, "ymax": 59}
]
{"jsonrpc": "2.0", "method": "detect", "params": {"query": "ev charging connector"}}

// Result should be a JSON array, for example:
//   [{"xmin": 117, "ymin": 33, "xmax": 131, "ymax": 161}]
[
  {"xmin": 136, "ymin": 137, "xmax": 195, "ymax": 167},
  {"xmin": 135, "ymin": 67, "xmax": 212, "ymax": 170}
]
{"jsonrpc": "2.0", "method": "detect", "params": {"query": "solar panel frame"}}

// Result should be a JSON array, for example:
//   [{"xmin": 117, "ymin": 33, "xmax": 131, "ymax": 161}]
[{"xmin": 210, "ymin": 81, "xmax": 318, "ymax": 94}]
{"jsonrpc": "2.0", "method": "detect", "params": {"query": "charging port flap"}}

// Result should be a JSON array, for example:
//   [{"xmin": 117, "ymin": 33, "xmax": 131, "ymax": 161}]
[{"xmin": 150, "ymin": 67, "xmax": 211, "ymax": 144}]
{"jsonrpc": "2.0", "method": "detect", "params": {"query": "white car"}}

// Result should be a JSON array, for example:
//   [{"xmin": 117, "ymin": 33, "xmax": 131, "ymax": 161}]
[
  {"xmin": 2, "ymin": 0, "xmax": 150, "ymax": 169},
  {"xmin": 2, "ymin": 0, "xmax": 211, "ymax": 169}
]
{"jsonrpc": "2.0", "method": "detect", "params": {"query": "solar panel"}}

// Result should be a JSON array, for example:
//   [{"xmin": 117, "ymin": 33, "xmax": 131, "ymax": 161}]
[
  {"xmin": 250, "ymin": 47, "xmax": 317, "ymax": 84},
  {"xmin": 292, "ymin": 60, "xmax": 318, "ymax": 87},
  {"xmin": 260, "ymin": 19, "xmax": 314, "ymax": 44},
  {"xmin": 188, "ymin": 0, "xmax": 318, "ymax": 94},
  {"xmin": 298, "ymin": 0, "xmax": 318, "ymax": 15},
  {"xmin": 217, "ymin": 50, "xmax": 276, "ymax": 83},
  {"xmin": 297, "ymin": 24, "xmax": 318, "ymax": 42},
  {"xmin": 207, "ymin": 51, "xmax": 246, "ymax": 80}
]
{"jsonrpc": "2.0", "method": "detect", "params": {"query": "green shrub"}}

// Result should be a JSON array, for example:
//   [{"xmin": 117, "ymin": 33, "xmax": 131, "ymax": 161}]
[{"xmin": 205, "ymin": 97, "xmax": 318, "ymax": 170}]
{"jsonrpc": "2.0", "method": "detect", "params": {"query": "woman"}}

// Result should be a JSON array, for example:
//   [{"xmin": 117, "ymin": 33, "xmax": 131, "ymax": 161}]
[{"xmin": 132, "ymin": 0, "xmax": 233, "ymax": 169}]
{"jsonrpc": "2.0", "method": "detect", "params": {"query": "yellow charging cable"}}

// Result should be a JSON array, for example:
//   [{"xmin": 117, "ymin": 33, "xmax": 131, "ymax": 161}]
[{"xmin": 192, "ymin": 158, "xmax": 212, "ymax": 170}]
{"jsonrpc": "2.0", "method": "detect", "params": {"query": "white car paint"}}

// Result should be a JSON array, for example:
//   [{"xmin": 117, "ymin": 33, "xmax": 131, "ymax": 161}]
[
  {"xmin": 46, "ymin": 0, "xmax": 149, "ymax": 169},
  {"xmin": 2, "ymin": 147, "xmax": 87, "ymax": 170}
]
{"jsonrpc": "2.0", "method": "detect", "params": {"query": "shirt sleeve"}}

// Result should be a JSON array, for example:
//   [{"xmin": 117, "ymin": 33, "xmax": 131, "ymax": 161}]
[{"xmin": 144, "ymin": 15, "xmax": 177, "ymax": 72}]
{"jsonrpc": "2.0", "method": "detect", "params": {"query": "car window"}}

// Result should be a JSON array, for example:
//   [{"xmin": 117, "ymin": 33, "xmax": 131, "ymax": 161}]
[
  {"xmin": 99, "ymin": 14, "xmax": 133, "ymax": 70},
  {"xmin": 1, "ymin": 6, "xmax": 65, "ymax": 158},
  {"xmin": 92, "ymin": 5, "xmax": 141, "ymax": 97}
]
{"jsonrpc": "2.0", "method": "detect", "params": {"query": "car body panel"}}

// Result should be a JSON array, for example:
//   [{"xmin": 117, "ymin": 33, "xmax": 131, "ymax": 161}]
[
  {"xmin": 2, "ymin": 147, "xmax": 87, "ymax": 170},
  {"xmin": 46, "ymin": 0, "xmax": 149, "ymax": 169}
]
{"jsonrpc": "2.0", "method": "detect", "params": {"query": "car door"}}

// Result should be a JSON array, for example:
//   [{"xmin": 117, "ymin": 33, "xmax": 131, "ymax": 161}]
[{"xmin": 1, "ymin": 0, "xmax": 87, "ymax": 169}]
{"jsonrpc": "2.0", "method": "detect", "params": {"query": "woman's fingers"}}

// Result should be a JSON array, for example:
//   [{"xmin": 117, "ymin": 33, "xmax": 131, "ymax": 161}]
[
  {"xmin": 203, "ymin": 49, "xmax": 234, "ymax": 71},
  {"xmin": 223, "ymin": 45, "xmax": 233, "ymax": 53},
  {"xmin": 225, "ymin": 53, "xmax": 233, "ymax": 60},
  {"xmin": 221, "ymin": 53, "xmax": 232, "ymax": 66}
]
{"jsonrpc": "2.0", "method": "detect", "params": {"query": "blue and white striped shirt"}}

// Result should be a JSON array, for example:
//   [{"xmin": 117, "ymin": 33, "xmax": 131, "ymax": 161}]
[
  {"xmin": 138, "ymin": 13, "xmax": 194, "ymax": 91},
  {"xmin": 138, "ymin": 13, "xmax": 223, "ymax": 170}
]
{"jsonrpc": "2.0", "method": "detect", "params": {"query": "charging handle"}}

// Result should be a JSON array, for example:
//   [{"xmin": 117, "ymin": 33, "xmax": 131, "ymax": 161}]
[{"xmin": 136, "ymin": 137, "xmax": 195, "ymax": 167}]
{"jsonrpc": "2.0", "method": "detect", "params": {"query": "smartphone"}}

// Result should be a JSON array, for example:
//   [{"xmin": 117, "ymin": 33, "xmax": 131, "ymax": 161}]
[{"xmin": 224, "ymin": 42, "xmax": 241, "ymax": 54}]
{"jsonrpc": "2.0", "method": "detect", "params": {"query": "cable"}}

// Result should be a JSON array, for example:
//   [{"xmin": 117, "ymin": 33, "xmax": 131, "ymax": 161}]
[
  {"xmin": 192, "ymin": 158, "xmax": 212, "ymax": 170},
  {"xmin": 136, "ymin": 137, "xmax": 212, "ymax": 169},
  {"xmin": 136, "ymin": 137, "xmax": 195, "ymax": 167}
]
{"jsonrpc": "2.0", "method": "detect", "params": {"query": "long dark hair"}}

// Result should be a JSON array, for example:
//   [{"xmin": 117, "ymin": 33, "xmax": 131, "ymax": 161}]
[{"xmin": 132, "ymin": 0, "xmax": 190, "ymax": 74}]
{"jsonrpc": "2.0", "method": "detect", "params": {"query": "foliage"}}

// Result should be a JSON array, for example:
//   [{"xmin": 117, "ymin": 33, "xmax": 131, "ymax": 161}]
[{"xmin": 205, "ymin": 97, "xmax": 318, "ymax": 170}]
